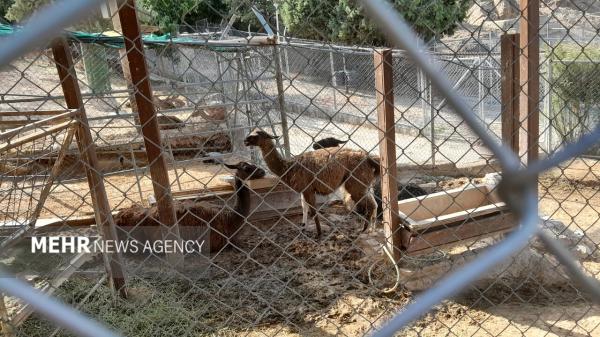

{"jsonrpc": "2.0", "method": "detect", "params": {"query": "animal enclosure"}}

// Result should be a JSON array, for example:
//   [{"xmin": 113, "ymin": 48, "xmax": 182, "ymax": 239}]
[{"xmin": 2, "ymin": 0, "xmax": 600, "ymax": 337}]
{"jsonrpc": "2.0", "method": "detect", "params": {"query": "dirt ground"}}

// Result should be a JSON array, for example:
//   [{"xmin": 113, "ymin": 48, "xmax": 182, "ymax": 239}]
[
  {"xmin": 3, "ymin": 158, "xmax": 598, "ymax": 337},
  {"xmin": 3, "ymin": 55, "xmax": 600, "ymax": 337}
]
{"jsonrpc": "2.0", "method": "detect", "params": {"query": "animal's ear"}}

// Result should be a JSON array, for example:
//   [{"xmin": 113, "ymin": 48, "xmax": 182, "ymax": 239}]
[
  {"xmin": 223, "ymin": 163, "xmax": 238, "ymax": 170},
  {"xmin": 268, "ymin": 134, "xmax": 280, "ymax": 139}
]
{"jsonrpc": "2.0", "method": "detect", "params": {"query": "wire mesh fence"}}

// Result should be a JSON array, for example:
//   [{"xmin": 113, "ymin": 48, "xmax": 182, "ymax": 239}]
[{"xmin": 1, "ymin": 0, "xmax": 600, "ymax": 336}]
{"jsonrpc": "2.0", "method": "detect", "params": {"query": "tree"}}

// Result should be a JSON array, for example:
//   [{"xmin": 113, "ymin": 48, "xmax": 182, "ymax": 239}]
[
  {"xmin": 280, "ymin": 0, "xmax": 470, "ymax": 45},
  {"xmin": 0, "ymin": 0, "xmax": 14, "ymax": 22},
  {"xmin": 139, "ymin": 0, "xmax": 228, "ymax": 34},
  {"xmin": 5, "ymin": 0, "xmax": 48, "ymax": 22},
  {"xmin": 550, "ymin": 44, "xmax": 600, "ymax": 150}
]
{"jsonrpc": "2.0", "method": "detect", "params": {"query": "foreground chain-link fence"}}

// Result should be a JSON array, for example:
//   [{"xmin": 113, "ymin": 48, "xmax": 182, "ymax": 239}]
[{"xmin": 2, "ymin": 0, "xmax": 600, "ymax": 336}]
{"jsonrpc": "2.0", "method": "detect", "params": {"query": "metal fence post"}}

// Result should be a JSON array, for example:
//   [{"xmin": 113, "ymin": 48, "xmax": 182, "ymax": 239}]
[
  {"xmin": 273, "ymin": 44, "xmax": 291, "ymax": 157},
  {"xmin": 545, "ymin": 56, "xmax": 553, "ymax": 152},
  {"xmin": 329, "ymin": 47, "xmax": 338, "ymax": 111},
  {"xmin": 429, "ymin": 78, "xmax": 436, "ymax": 166}
]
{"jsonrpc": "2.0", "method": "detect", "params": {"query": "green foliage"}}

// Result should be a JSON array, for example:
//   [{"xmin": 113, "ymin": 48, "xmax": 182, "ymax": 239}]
[
  {"xmin": 139, "ymin": 0, "xmax": 228, "ymax": 34},
  {"xmin": 4, "ymin": 0, "xmax": 49, "ymax": 22},
  {"xmin": 224, "ymin": 0, "xmax": 276, "ymax": 32},
  {"xmin": 0, "ymin": 0, "xmax": 14, "ymax": 21},
  {"xmin": 281, "ymin": 0, "xmax": 470, "ymax": 45},
  {"xmin": 550, "ymin": 44, "xmax": 600, "ymax": 144}
]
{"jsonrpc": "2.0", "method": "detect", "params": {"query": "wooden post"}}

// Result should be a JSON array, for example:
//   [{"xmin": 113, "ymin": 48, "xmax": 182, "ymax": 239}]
[
  {"xmin": 501, "ymin": 33, "xmax": 520, "ymax": 155},
  {"xmin": 519, "ymin": 0, "xmax": 540, "ymax": 165},
  {"xmin": 51, "ymin": 38, "xmax": 127, "ymax": 298},
  {"xmin": 114, "ymin": 0, "xmax": 183, "ymax": 267},
  {"xmin": 374, "ymin": 49, "xmax": 404, "ymax": 262}
]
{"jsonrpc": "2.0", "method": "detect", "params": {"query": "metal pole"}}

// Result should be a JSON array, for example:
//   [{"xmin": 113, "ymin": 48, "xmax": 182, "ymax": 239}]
[
  {"xmin": 478, "ymin": 56, "xmax": 485, "ymax": 121},
  {"xmin": 419, "ymin": 68, "xmax": 428, "ymax": 132},
  {"xmin": 342, "ymin": 52, "xmax": 349, "ymax": 94},
  {"xmin": 546, "ymin": 56, "xmax": 553, "ymax": 152},
  {"xmin": 329, "ymin": 48, "xmax": 338, "ymax": 111},
  {"xmin": 273, "ymin": 45, "xmax": 291, "ymax": 157},
  {"xmin": 129, "ymin": 144, "xmax": 145, "ymax": 204},
  {"xmin": 429, "ymin": 78, "xmax": 436, "ymax": 166}
]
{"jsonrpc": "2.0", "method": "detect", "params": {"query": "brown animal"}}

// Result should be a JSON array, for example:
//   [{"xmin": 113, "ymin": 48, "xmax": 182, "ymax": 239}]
[
  {"xmin": 114, "ymin": 162, "xmax": 265, "ymax": 253},
  {"xmin": 244, "ymin": 129, "xmax": 380, "ymax": 238}
]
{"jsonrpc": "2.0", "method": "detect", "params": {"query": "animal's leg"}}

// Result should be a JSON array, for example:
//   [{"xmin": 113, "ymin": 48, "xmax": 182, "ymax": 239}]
[
  {"xmin": 302, "ymin": 191, "xmax": 321, "ymax": 238},
  {"xmin": 344, "ymin": 180, "xmax": 376, "ymax": 232},
  {"xmin": 361, "ymin": 192, "xmax": 377, "ymax": 232},
  {"xmin": 301, "ymin": 193, "xmax": 308, "ymax": 226}
]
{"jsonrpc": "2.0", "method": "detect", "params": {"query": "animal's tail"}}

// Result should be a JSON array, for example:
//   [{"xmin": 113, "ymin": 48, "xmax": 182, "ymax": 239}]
[{"xmin": 367, "ymin": 155, "xmax": 381, "ymax": 176}]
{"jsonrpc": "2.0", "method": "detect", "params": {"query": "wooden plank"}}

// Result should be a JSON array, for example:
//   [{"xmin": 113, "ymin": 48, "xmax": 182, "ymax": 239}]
[
  {"xmin": 0, "ymin": 110, "xmax": 71, "ymax": 117},
  {"xmin": 397, "ymin": 184, "xmax": 498, "ymax": 222},
  {"xmin": 374, "ymin": 48, "xmax": 405, "ymax": 261},
  {"xmin": 116, "ymin": 0, "xmax": 182, "ymax": 267},
  {"xmin": 501, "ymin": 33, "xmax": 520, "ymax": 154},
  {"xmin": 410, "ymin": 202, "xmax": 508, "ymax": 231},
  {"xmin": 51, "ymin": 38, "xmax": 128, "ymax": 298},
  {"xmin": 519, "ymin": 0, "xmax": 540, "ymax": 165},
  {"xmin": 0, "ymin": 120, "xmax": 37, "ymax": 127},
  {"xmin": 218, "ymin": 175, "xmax": 279, "ymax": 191},
  {"xmin": 0, "ymin": 121, "xmax": 73, "ymax": 153},
  {"xmin": 0, "ymin": 110, "xmax": 78, "ymax": 142},
  {"xmin": 10, "ymin": 181, "xmax": 317, "ymax": 231},
  {"xmin": 407, "ymin": 212, "xmax": 516, "ymax": 256}
]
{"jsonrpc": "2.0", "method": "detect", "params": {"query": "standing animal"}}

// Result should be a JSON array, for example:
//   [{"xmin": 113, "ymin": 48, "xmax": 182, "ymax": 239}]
[
  {"xmin": 311, "ymin": 138, "xmax": 428, "ymax": 223},
  {"xmin": 244, "ymin": 129, "xmax": 380, "ymax": 238},
  {"xmin": 114, "ymin": 161, "xmax": 265, "ymax": 253},
  {"xmin": 312, "ymin": 137, "xmax": 348, "ymax": 150}
]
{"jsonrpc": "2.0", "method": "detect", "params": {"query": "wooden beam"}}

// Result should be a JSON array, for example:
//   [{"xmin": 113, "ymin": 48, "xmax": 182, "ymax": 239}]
[
  {"xmin": 0, "ymin": 110, "xmax": 78, "ymax": 142},
  {"xmin": 374, "ymin": 49, "xmax": 405, "ymax": 261},
  {"xmin": 0, "ymin": 121, "xmax": 73, "ymax": 153},
  {"xmin": 115, "ymin": 0, "xmax": 182, "ymax": 267},
  {"xmin": 51, "ymin": 38, "xmax": 128, "ymax": 298},
  {"xmin": 519, "ymin": 0, "xmax": 540, "ymax": 165},
  {"xmin": 407, "ymin": 212, "xmax": 516, "ymax": 256},
  {"xmin": 0, "ymin": 110, "xmax": 72, "ymax": 117},
  {"xmin": 501, "ymin": 33, "xmax": 520, "ymax": 155}
]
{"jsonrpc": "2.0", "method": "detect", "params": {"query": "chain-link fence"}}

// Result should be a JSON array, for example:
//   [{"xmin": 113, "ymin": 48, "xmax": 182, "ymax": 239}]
[{"xmin": 2, "ymin": 0, "xmax": 600, "ymax": 336}]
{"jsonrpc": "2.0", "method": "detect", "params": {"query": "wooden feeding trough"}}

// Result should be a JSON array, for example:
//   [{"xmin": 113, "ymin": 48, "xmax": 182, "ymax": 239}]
[{"xmin": 399, "ymin": 182, "xmax": 516, "ymax": 256}]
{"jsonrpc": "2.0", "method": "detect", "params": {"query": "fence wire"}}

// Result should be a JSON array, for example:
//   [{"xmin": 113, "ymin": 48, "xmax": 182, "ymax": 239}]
[{"xmin": 2, "ymin": 0, "xmax": 600, "ymax": 336}]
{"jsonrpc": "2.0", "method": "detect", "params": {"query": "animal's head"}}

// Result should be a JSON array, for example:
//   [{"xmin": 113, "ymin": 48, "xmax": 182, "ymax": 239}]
[
  {"xmin": 224, "ymin": 161, "xmax": 266, "ymax": 180},
  {"xmin": 244, "ymin": 129, "xmax": 279, "ymax": 147}
]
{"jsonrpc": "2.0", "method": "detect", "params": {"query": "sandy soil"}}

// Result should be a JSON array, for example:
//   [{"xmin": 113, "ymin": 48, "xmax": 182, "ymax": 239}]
[
  {"xmin": 3, "ymin": 158, "xmax": 598, "ymax": 337},
  {"xmin": 2, "ymin": 54, "xmax": 600, "ymax": 337}
]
